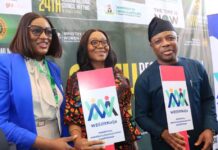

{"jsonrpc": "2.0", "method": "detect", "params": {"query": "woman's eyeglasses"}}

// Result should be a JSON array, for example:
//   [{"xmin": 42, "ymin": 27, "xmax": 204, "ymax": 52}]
[
  {"xmin": 89, "ymin": 40, "xmax": 109, "ymax": 48},
  {"xmin": 27, "ymin": 25, "xmax": 55, "ymax": 38}
]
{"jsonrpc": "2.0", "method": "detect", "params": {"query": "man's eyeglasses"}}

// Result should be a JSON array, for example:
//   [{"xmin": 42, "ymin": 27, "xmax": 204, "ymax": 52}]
[
  {"xmin": 89, "ymin": 40, "xmax": 109, "ymax": 48},
  {"xmin": 151, "ymin": 35, "xmax": 177, "ymax": 46},
  {"xmin": 27, "ymin": 25, "xmax": 55, "ymax": 38}
]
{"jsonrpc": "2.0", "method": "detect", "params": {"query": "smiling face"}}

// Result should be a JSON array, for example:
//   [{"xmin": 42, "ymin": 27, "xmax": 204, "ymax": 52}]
[
  {"xmin": 150, "ymin": 31, "xmax": 178, "ymax": 65},
  {"xmin": 29, "ymin": 17, "xmax": 52, "ymax": 60},
  {"xmin": 87, "ymin": 31, "xmax": 109, "ymax": 68}
]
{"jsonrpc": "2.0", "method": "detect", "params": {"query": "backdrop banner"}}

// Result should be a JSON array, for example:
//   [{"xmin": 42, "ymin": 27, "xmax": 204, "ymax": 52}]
[{"xmin": 206, "ymin": 0, "xmax": 218, "ymax": 149}]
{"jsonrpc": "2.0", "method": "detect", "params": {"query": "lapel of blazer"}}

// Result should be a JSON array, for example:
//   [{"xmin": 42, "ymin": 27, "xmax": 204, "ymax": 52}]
[
  {"xmin": 46, "ymin": 60, "xmax": 64, "ymax": 97},
  {"xmin": 11, "ymin": 54, "xmax": 36, "ymax": 133},
  {"xmin": 46, "ymin": 60, "xmax": 67, "ymax": 135}
]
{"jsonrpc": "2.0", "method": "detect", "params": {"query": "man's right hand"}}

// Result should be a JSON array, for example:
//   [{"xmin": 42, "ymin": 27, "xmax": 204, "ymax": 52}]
[{"xmin": 161, "ymin": 129, "xmax": 186, "ymax": 150}]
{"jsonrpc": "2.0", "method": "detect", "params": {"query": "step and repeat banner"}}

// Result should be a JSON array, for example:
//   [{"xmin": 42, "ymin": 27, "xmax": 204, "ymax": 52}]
[
  {"xmin": 206, "ymin": 0, "xmax": 218, "ymax": 149},
  {"xmin": 0, "ymin": 0, "xmax": 217, "ymax": 149}
]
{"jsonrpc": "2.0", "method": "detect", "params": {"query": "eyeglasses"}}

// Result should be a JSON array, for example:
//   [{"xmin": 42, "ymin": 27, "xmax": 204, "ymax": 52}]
[
  {"xmin": 151, "ymin": 35, "xmax": 177, "ymax": 46},
  {"xmin": 89, "ymin": 40, "xmax": 109, "ymax": 47},
  {"xmin": 27, "ymin": 25, "xmax": 55, "ymax": 37}
]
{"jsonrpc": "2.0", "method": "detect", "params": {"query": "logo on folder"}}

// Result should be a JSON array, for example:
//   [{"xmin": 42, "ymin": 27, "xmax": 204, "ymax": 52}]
[
  {"xmin": 166, "ymin": 88, "xmax": 189, "ymax": 108},
  {"xmin": 85, "ymin": 95, "xmax": 118, "ymax": 121}
]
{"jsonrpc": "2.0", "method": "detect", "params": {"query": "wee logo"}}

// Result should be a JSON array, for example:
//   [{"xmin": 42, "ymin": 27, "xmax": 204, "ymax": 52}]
[
  {"xmin": 166, "ymin": 88, "xmax": 188, "ymax": 108},
  {"xmin": 85, "ymin": 96, "xmax": 118, "ymax": 121}
]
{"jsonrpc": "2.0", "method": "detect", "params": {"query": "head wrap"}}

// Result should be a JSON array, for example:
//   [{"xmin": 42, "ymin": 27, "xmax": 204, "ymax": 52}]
[{"xmin": 148, "ymin": 17, "xmax": 175, "ymax": 41}]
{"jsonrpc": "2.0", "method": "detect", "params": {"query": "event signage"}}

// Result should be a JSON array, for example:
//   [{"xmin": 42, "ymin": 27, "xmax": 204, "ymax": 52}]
[
  {"xmin": 206, "ymin": 1, "xmax": 218, "ymax": 148},
  {"xmin": 97, "ymin": 0, "xmax": 146, "ymax": 25},
  {"xmin": 160, "ymin": 66, "xmax": 193, "ymax": 133},
  {"xmin": 77, "ymin": 68, "xmax": 125, "ymax": 145},
  {"xmin": 145, "ymin": 0, "xmax": 185, "ymax": 28}
]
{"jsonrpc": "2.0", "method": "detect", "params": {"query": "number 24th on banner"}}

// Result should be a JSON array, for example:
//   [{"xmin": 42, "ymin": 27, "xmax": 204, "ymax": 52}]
[{"xmin": 39, "ymin": 0, "xmax": 61, "ymax": 13}]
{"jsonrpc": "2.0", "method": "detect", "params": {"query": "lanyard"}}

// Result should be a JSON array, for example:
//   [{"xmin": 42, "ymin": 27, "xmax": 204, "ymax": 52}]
[{"xmin": 34, "ymin": 60, "xmax": 59, "ymax": 106}]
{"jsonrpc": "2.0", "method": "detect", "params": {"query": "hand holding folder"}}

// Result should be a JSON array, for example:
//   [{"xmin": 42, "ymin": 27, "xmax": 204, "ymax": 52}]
[{"xmin": 161, "ymin": 129, "xmax": 190, "ymax": 150}]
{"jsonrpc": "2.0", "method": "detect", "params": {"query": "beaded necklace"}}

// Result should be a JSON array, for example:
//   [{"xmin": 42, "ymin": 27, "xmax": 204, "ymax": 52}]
[{"xmin": 34, "ymin": 59, "xmax": 59, "ymax": 106}]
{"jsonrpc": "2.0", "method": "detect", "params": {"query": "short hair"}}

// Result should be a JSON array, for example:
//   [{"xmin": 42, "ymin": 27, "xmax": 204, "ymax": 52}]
[
  {"xmin": 77, "ymin": 29, "xmax": 117, "ymax": 71},
  {"xmin": 9, "ymin": 12, "xmax": 62, "ymax": 58}
]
